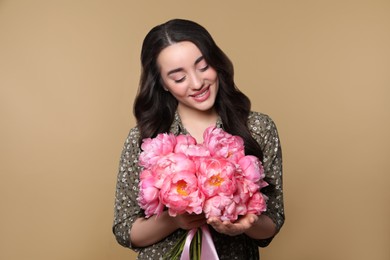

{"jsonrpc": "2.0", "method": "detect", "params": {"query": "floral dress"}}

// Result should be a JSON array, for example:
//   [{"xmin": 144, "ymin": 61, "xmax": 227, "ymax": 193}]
[{"xmin": 113, "ymin": 111, "xmax": 284, "ymax": 259}]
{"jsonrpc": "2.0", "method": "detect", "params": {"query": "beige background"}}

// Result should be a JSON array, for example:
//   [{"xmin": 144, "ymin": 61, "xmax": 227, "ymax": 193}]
[{"xmin": 1, "ymin": 0, "xmax": 389, "ymax": 259}]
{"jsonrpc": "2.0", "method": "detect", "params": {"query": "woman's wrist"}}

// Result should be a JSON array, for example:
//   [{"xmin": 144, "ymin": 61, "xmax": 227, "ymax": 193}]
[
  {"xmin": 160, "ymin": 210, "xmax": 179, "ymax": 230},
  {"xmin": 244, "ymin": 214, "xmax": 276, "ymax": 239}
]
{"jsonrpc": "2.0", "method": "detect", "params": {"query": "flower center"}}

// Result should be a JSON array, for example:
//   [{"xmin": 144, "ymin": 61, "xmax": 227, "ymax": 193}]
[
  {"xmin": 208, "ymin": 174, "xmax": 223, "ymax": 187},
  {"xmin": 176, "ymin": 180, "xmax": 189, "ymax": 196}
]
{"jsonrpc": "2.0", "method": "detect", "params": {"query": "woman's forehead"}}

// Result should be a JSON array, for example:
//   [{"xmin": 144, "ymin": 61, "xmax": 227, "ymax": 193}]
[{"xmin": 157, "ymin": 41, "xmax": 203, "ymax": 71}]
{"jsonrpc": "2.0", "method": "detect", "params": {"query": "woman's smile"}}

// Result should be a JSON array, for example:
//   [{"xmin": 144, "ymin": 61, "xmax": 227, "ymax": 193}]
[
  {"xmin": 157, "ymin": 41, "xmax": 219, "ymax": 115},
  {"xmin": 190, "ymin": 86, "xmax": 211, "ymax": 102}
]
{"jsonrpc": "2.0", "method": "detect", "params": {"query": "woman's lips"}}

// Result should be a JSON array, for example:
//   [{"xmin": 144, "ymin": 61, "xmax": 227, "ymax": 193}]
[{"xmin": 191, "ymin": 87, "xmax": 210, "ymax": 102}]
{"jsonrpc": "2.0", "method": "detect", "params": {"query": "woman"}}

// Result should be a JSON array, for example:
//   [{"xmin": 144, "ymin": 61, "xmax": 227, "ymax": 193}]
[{"xmin": 113, "ymin": 19, "xmax": 284, "ymax": 259}]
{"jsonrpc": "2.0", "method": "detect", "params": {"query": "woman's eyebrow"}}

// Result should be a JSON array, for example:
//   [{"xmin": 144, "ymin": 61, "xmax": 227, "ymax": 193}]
[
  {"xmin": 167, "ymin": 67, "xmax": 183, "ymax": 76},
  {"xmin": 194, "ymin": 56, "xmax": 204, "ymax": 65},
  {"xmin": 167, "ymin": 56, "xmax": 205, "ymax": 76}
]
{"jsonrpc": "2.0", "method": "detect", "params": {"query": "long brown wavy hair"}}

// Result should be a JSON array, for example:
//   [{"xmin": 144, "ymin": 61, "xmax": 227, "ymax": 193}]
[{"xmin": 133, "ymin": 19, "xmax": 263, "ymax": 162}]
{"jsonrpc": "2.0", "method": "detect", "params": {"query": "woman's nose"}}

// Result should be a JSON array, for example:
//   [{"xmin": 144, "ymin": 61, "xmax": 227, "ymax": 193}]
[{"xmin": 190, "ymin": 72, "xmax": 203, "ymax": 90}]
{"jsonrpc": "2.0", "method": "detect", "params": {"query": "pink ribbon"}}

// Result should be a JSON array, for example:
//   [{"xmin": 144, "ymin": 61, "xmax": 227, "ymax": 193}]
[
  {"xmin": 180, "ymin": 225, "xmax": 219, "ymax": 260},
  {"xmin": 200, "ymin": 225, "xmax": 219, "ymax": 260},
  {"xmin": 180, "ymin": 229, "xmax": 197, "ymax": 260}
]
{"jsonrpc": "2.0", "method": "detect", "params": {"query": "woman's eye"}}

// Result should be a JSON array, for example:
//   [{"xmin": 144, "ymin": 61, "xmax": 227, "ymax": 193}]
[
  {"xmin": 199, "ymin": 65, "xmax": 209, "ymax": 72},
  {"xmin": 174, "ymin": 77, "xmax": 186, "ymax": 83}
]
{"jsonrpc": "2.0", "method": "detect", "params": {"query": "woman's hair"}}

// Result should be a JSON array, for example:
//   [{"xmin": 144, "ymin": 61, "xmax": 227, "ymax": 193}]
[{"xmin": 134, "ymin": 19, "xmax": 263, "ymax": 161}]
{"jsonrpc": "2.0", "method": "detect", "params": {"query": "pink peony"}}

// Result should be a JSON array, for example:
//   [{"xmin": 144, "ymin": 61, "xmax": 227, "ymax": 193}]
[
  {"xmin": 138, "ymin": 169, "xmax": 164, "ymax": 217},
  {"xmin": 184, "ymin": 144, "xmax": 211, "ymax": 158},
  {"xmin": 234, "ymin": 176, "xmax": 256, "ymax": 204},
  {"xmin": 174, "ymin": 134, "xmax": 210, "ymax": 157},
  {"xmin": 203, "ymin": 194, "xmax": 239, "ymax": 222},
  {"xmin": 237, "ymin": 155, "xmax": 263, "ymax": 183},
  {"xmin": 203, "ymin": 126, "xmax": 245, "ymax": 163},
  {"xmin": 234, "ymin": 156, "xmax": 262, "ymax": 201},
  {"xmin": 139, "ymin": 133, "xmax": 177, "ymax": 168},
  {"xmin": 159, "ymin": 171, "xmax": 204, "ymax": 216},
  {"xmin": 197, "ymin": 157, "xmax": 237, "ymax": 198},
  {"xmin": 174, "ymin": 135, "xmax": 197, "ymax": 152},
  {"xmin": 247, "ymin": 192, "xmax": 267, "ymax": 215},
  {"xmin": 152, "ymin": 153, "xmax": 196, "ymax": 188}
]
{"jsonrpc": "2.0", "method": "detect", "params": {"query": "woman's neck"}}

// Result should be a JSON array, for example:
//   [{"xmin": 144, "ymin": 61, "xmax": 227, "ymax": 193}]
[{"xmin": 177, "ymin": 107, "xmax": 218, "ymax": 143}]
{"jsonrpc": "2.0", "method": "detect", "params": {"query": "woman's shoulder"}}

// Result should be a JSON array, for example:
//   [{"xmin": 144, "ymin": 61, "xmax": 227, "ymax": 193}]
[
  {"xmin": 248, "ymin": 111, "xmax": 276, "ymax": 128},
  {"xmin": 247, "ymin": 111, "xmax": 280, "ymax": 140},
  {"xmin": 128, "ymin": 125, "xmax": 140, "ymax": 135},
  {"xmin": 123, "ymin": 126, "xmax": 141, "ymax": 148}
]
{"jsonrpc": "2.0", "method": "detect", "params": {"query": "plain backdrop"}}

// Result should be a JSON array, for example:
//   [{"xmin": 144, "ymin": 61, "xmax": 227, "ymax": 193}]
[{"xmin": 1, "ymin": 0, "xmax": 389, "ymax": 259}]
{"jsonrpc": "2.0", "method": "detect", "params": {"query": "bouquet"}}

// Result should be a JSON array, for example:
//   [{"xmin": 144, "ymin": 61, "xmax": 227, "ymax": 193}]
[{"xmin": 137, "ymin": 126, "xmax": 268, "ymax": 260}]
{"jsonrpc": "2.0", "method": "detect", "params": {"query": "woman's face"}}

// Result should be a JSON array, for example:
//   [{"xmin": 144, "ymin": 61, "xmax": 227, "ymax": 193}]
[{"xmin": 157, "ymin": 41, "xmax": 218, "ymax": 116}]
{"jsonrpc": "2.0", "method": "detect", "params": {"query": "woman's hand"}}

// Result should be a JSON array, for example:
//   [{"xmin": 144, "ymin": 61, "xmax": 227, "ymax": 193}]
[
  {"xmin": 207, "ymin": 213, "xmax": 259, "ymax": 236},
  {"xmin": 174, "ymin": 213, "xmax": 207, "ymax": 230},
  {"xmin": 131, "ymin": 211, "xmax": 206, "ymax": 247}
]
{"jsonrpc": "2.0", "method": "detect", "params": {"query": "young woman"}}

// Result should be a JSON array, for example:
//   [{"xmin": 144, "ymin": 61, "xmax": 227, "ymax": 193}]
[{"xmin": 113, "ymin": 19, "xmax": 284, "ymax": 259}]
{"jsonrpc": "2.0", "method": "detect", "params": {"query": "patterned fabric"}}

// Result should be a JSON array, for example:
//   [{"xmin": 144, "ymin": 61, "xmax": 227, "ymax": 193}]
[{"xmin": 113, "ymin": 111, "xmax": 284, "ymax": 259}]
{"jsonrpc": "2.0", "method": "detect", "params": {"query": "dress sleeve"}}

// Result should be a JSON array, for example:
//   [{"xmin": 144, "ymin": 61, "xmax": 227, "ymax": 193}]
[
  {"xmin": 248, "ymin": 112, "xmax": 285, "ymax": 247},
  {"xmin": 112, "ymin": 127, "xmax": 144, "ymax": 250}
]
